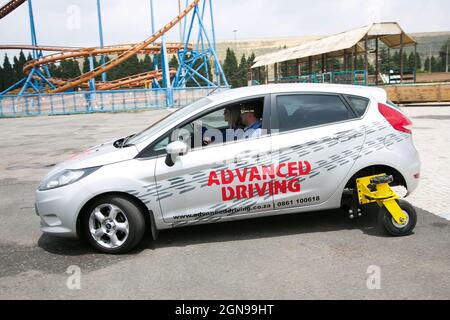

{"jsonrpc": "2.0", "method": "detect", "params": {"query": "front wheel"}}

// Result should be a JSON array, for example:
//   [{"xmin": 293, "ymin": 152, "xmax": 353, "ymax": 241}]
[
  {"xmin": 378, "ymin": 199, "xmax": 417, "ymax": 236},
  {"xmin": 82, "ymin": 195, "xmax": 146, "ymax": 254}
]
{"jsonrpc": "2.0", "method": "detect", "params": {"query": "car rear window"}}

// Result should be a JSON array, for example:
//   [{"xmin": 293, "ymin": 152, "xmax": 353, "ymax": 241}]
[
  {"xmin": 346, "ymin": 95, "xmax": 370, "ymax": 117},
  {"xmin": 275, "ymin": 94, "xmax": 355, "ymax": 132}
]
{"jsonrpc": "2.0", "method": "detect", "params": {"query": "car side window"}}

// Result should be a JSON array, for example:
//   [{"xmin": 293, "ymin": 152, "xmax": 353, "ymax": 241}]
[
  {"xmin": 140, "ymin": 97, "xmax": 266, "ymax": 158},
  {"xmin": 275, "ymin": 94, "xmax": 355, "ymax": 132},
  {"xmin": 346, "ymin": 95, "xmax": 370, "ymax": 117}
]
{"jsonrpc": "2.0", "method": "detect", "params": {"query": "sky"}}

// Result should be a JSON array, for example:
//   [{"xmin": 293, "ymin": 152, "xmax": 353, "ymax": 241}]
[{"xmin": 0, "ymin": 0, "xmax": 449, "ymax": 57}]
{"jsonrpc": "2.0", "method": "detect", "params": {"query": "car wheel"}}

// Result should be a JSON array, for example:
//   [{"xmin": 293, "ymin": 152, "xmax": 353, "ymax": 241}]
[
  {"xmin": 82, "ymin": 195, "xmax": 146, "ymax": 254},
  {"xmin": 378, "ymin": 199, "xmax": 417, "ymax": 236}
]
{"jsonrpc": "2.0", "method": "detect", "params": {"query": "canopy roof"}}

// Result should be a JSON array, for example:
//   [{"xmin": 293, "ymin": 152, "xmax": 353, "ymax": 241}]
[{"xmin": 252, "ymin": 22, "xmax": 417, "ymax": 68}]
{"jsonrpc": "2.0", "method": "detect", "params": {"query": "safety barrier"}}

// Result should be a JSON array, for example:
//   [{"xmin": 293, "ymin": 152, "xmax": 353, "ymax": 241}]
[
  {"xmin": 276, "ymin": 70, "xmax": 368, "ymax": 86},
  {"xmin": 0, "ymin": 87, "xmax": 228, "ymax": 118}
]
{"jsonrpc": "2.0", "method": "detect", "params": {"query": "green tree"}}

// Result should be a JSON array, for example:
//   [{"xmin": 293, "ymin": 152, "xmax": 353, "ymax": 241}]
[
  {"xmin": 237, "ymin": 54, "xmax": 249, "ymax": 87},
  {"xmin": 438, "ymin": 38, "xmax": 450, "ymax": 72},
  {"xmin": 2, "ymin": 54, "xmax": 14, "ymax": 89},
  {"xmin": 247, "ymin": 52, "xmax": 256, "ymax": 67},
  {"xmin": 379, "ymin": 47, "xmax": 390, "ymax": 73},
  {"xmin": 392, "ymin": 51, "xmax": 400, "ymax": 70},
  {"xmin": 169, "ymin": 55, "xmax": 179, "ymax": 70},
  {"xmin": 12, "ymin": 50, "xmax": 27, "ymax": 83},
  {"xmin": 222, "ymin": 48, "xmax": 239, "ymax": 88},
  {"xmin": 82, "ymin": 56, "xmax": 91, "ymax": 74},
  {"xmin": 431, "ymin": 56, "xmax": 440, "ymax": 72},
  {"xmin": 12, "ymin": 56, "xmax": 21, "ymax": 84},
  {"xmin": 140, "ymin": 54, "xmax": 153, "ymax": 73},
  {"xmin": 0, "ymin": 63, "xmax": 4, "ymax": 91},
  {"xmin": 416, "ymin": 53, "xmax": 422, "ymax": 71},
  {"xmin": 424, "ymin": 57, "xmax": 430, "ymax": 72}
]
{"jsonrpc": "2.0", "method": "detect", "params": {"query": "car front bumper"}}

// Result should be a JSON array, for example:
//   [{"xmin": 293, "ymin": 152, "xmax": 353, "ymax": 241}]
[{"xmin": 35, "ymin": 182, "xmax": 88, "ymax": 239}]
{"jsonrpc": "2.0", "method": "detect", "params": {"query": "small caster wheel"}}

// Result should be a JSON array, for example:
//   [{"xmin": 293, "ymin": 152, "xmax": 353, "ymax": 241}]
[{"xmin": 378, "ymin": 199, "xmax": 417, "ymax": 236}]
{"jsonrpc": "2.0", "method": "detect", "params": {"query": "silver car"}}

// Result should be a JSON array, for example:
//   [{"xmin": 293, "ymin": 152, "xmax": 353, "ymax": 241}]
[{"xmin": 35, "ymin": 84, "xmax": 421, "ymax": 253}]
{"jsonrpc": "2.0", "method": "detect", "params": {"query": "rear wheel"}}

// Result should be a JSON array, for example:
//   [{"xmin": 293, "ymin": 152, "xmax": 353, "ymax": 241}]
[
  {"xmin": 82, "ymin": 195, "xmax": 146, "ymax": 254},
  {"xmin": 378, "ymin": 199, "xmax": 417, "ymax": 236}
]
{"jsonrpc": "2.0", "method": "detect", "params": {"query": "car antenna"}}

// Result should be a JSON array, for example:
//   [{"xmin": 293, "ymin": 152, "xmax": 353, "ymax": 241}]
[{"xmin": 207, "ymin": 86, "xmax": 221, "ymax": 96}]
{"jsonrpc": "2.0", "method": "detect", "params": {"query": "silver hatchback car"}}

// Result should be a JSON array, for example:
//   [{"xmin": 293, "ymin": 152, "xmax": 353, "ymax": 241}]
[{"xmin": 36, "ymin": 84, "xmax": 421, "ymax": 253}]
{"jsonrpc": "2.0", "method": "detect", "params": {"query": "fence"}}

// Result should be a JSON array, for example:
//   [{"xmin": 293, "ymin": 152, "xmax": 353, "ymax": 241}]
[
  {"xmin": 275, "ymin": 70, "xmax": 368, "ymax": 86},
  {"xmin": 0, "ymin": 87, "xmax": 228, "ymax": 118}
]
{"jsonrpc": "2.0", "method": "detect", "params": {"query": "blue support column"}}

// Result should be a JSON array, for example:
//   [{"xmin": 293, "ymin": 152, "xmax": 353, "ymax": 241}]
[
  {"xmin": 89, "ymin": 56, "xmax": 96, "ymax": 91},
  {"xmin": 161, "ymin": 36, "xmax": 173, "ymax": 107},
  {"xmin": 209, "ymin": 0, "xmax": 220, "ymax": 86},
  {"xmin": 149, "ymin": 0, "xmax": 159, "ymax": 73},
  {"xmin": 88, "ymin": 56, "xmax": 96, "ymax": 111},
  {"xmin": 97, "ymin": 0, "xmax": 107, "ymax": 82}
]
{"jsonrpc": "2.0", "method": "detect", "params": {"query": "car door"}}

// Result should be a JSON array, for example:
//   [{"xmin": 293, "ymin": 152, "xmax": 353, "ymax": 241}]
[
  {"xmin": 152, "ymin": 96, "xmax": 274, "ymax": 227},
  {"xmin": 269, "ymin": 92, "xmax": 366, "ymax": 211}
]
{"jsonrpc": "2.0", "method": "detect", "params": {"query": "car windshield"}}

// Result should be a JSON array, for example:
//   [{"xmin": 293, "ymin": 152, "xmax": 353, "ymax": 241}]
[{"xmin": 126, "ymin": 97, "xmax": 212, "ymax": 146}]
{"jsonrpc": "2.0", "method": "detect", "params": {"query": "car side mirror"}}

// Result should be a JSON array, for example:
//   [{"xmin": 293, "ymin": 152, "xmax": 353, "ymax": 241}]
[{"xmin": 165, "ymin": 141, "xmax": 189, "ymax": 167}]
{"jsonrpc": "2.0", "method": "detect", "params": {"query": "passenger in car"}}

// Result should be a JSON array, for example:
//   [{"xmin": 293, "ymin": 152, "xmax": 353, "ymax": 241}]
[
  {"xmin": 240, "ymin": 105, "xmax": 262, "ymax": 138},
  {"xmin": 224, "ymin": 107, "xmax": 244, "ymax": 130}
]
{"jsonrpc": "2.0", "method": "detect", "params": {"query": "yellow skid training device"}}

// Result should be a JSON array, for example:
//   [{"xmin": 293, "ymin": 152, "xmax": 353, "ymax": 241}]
[{"xmin": 356, "ymin": 174, "xmax": 408, "ymax": 225}]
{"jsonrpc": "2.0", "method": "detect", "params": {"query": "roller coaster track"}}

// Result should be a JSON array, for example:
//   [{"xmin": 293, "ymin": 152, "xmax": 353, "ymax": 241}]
[
  {"xmin": 96, "ymin": 69, "xmax": 177, "ymax": 91},
  {"xmin": 48, "ymin": 0, "xmax": 200, "ymax": 93},
  {"xmin": 0, "ymin": 0, "xmax": 26, "ymax": 20},
  {"xmin": 0, "ymin": 0, "xmax": 200, "ymax": 92},
  {"xmin": 19, "ymin": 42, "xmax": 191, "ymax": 74},
  {"xmin": 34, "ymin": 69, "xmax": 177, "ymax": 91},
  {"xmin": 1, "ymin": 43, "xmax": 190, "ymax": 90}
]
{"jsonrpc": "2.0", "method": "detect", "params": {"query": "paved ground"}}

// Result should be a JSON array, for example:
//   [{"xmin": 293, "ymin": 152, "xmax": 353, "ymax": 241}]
[{"xmin": 0, "ymin": 106, "xmax": 449, "ymax": 299}]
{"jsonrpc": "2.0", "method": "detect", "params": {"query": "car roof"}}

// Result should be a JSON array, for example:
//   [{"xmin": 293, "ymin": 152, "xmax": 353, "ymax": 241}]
[{"xmin": 208, "ymin": 83, "xmax": 387, "ymax": 104}]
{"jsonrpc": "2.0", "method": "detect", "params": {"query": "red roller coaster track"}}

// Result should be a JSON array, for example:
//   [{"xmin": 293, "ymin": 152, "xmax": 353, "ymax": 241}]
[{"xmin": 0, "ymin": 0, "xmax": 200, "ymax": 92}]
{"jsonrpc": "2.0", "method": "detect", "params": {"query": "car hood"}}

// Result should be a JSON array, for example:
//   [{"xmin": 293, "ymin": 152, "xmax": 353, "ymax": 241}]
[{"xmin": 48, "ymin": 140, "xmax": 139, "ymax": 175}]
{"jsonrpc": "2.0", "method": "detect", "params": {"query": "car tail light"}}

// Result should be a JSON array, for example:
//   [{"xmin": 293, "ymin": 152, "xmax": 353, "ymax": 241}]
[{"xmin": 378, "ymin": 103, "xmax": 413, "ymax": 134}]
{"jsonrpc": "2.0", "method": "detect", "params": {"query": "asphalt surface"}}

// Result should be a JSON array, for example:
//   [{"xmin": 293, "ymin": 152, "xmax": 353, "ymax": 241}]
[{"xmin": 0, "ymin": 108, "xmax": 449, "ymax": 299}]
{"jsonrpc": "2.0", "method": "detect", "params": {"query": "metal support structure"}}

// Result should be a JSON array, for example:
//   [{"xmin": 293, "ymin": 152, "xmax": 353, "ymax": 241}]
[
  {"xmin": 321, "ymin": 54, "xmax": 325, "ymax": 73},
  {"xmin": 400, "ymin": 33, "xmax": 404, "ymax": 83},
  {"xmin": 343, "ymin": 51, "xmax": 347, "ymax": 72},
  {"xmin": 352, "ymin": 45, "xmax": 357, "ymax": 72},
  {"xmin": 88, "ymin": 56, "xmax": 96, "ymax": 92},
  {"xmin": 274, "ymin": 63, "xmax": 278, "ymax": 83},
  {"xmin": 96, "ymin": 0, "xmax": 107, "ymax": 82},
  {"xmin": 174, "ymin": 0, "xmax": 227, "ymax": 88},
  {"xmin": 375, "ymin": 37, "xmax": 379, "ymax": 85},
  {"xmin": 149, "ymin": 0, "xmax": 160, "ymax": 88},
  {"xmin": 364, "ymin": 35, "xmax": 368, "ymax": 82},
  {"xmin": 308, "ymin": 56, "xmax": 312, "ymax": 75},
  {"xmin": 387, "ymin": 47, "xmax": 390, "ymax": 73},
  {"xmin": 160, "ymin": 36, "xmax": 173, "ymax": 106},
  {"xmin": 414, "ymin": 44, "xmax": 418, "ymax": 83},
  {"xmin": 1, "ymin": 0, "xmax": 54, "ymax": 96}
]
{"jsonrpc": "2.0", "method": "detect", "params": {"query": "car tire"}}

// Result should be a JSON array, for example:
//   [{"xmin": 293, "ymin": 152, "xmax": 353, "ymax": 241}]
[
  {"xmin": 378, "ymin": 199, "xmax": 417, "ymax": 236},
  {"xmin": 82, "ymin": 195, "xmax": 146, "ymax": 254}
]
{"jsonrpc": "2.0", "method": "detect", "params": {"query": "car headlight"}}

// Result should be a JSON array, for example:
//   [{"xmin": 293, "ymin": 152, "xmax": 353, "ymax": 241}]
[{"xmin": 38, "ymin": 167, "xmax": 100, "ymax": 191}]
